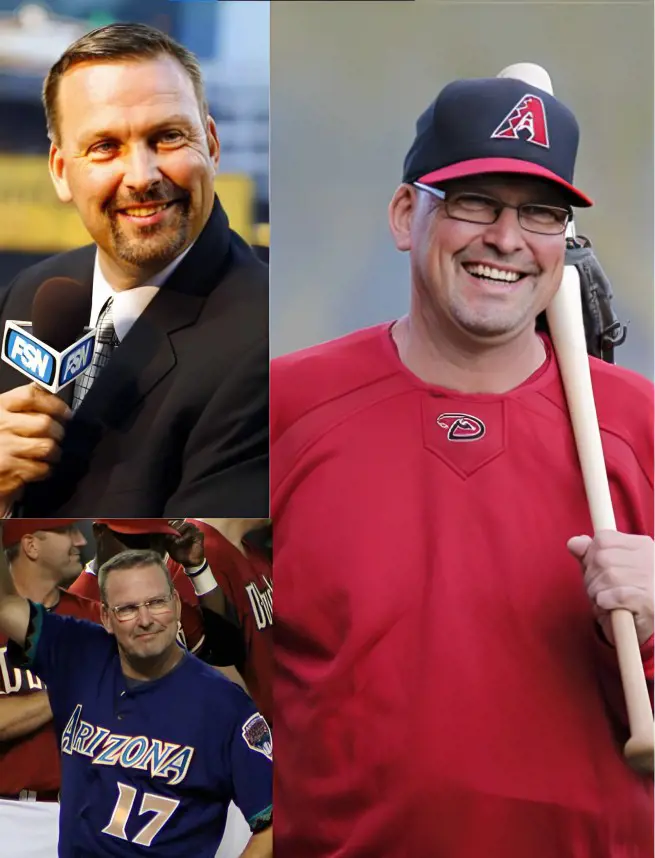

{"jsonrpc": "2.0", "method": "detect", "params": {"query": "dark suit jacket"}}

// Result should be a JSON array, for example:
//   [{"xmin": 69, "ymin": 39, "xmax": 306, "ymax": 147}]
[{"xmin": 0, "ymin": 197, "xmax": 269, "ymax": 516}]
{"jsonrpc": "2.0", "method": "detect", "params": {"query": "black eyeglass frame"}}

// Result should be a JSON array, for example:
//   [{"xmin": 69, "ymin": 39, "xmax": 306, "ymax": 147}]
[{"xmin": 412, "ymin": 181, "xmax": 573, "ymax": 236}]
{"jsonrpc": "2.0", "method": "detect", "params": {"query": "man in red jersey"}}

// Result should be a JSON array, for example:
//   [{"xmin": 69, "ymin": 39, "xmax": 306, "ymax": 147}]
[
  {"xmin": 0, "ymin": 520, "xmax": 99, "ymax": 857},
  {"xmin": 194, "ymin": 519, "xmax": 273, "ymax": 724},
  {"xmin": 271, "ymin": 75, "xmax": 654, "ymax": 857}
]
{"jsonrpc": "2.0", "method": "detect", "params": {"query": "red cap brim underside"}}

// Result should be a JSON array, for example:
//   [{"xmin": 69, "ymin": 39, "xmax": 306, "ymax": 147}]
[
  {"xmin": 2, "ymin": 519, "xmax": 78, "ymax": 546},
  {"xmin": 419, "ymin": 158, "xmax": 593, "ymax": 207},
  {"xmin": 94, "ymin": 519, "xmax": 180, "ymax": 536}
]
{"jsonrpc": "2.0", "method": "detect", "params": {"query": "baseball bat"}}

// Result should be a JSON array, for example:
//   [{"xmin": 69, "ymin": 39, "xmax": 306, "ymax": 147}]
[{"xmin": 499, "ymin": 64, "xmax": 654, "ymax": 773}]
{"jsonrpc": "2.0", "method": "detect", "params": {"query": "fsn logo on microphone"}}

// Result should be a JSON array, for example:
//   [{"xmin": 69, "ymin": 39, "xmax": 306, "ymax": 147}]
[
  {"xmin": 2, "ymin": 323, "xmax": 96, "ymax": 393},
  {"xmin": 59, "ymin": 340, "xmax": 93, "ymax": 385},
  {"xmin": 5, "ymin": 330, "xmax": 55, "ymax": 385}
]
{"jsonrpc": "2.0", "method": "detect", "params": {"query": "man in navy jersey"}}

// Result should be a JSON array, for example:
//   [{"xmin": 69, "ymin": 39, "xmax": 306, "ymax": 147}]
[
  {"xmin": 0, "ymin": 541, "xmax": 272, "ymax": 858},
  {"xmin": 271, "ymin": 75, "xmax": 654, "ymax": 857}
]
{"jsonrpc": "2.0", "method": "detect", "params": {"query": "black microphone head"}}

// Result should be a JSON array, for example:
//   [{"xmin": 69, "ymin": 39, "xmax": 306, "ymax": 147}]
[{"xmin": 32, "ymin": 278, "xmax": 92, "ymax": 352}]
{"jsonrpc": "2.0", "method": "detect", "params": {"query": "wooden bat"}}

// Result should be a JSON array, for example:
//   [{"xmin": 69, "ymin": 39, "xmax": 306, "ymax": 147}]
[{"xmin": 498, "ymin": 64, "xmax": 654, "ymax": 774}]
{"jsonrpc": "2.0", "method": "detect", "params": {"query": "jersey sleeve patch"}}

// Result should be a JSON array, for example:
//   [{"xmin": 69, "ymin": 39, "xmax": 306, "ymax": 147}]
[
  {"xmin": 241, "ymin": 713, "xmax": 272, "ymax": 761},
  {"xmin": 248, "ymin": 803, "xmax": 272, "ymax": 833}
]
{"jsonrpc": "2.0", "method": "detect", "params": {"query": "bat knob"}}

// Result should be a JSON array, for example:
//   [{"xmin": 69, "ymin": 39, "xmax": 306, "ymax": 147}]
[
  {"xmin": 496, "ymin": 63, "xmax": 553, "ymax": 95},
  {"xmin": 624, "ymin": 733, "xmax": 655, "ymax": 775}
]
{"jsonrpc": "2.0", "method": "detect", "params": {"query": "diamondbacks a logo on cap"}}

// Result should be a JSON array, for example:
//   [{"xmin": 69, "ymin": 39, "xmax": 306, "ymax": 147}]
[
  {"xmin": 436, "ymin": 413, "xmax": 486, "ymax": 442},
  {"xmin": 491, "ymin": 93, "xmax": 549, "ymax": 148}
]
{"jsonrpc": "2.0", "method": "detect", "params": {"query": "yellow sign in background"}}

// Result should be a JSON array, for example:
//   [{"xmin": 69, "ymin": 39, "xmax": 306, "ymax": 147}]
[{"xmin": 0, "ymin": 155, "xmax": 266, "ymax": 252}]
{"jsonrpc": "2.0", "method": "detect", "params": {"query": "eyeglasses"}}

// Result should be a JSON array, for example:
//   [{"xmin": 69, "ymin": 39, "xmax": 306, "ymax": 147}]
[
  {"xmin": 107, "ymin": 593, "xmax": 175, "ymax": 623},
  {"xmin": 412, "ymin": 183, "xmax": 572, "ymax": 236}
]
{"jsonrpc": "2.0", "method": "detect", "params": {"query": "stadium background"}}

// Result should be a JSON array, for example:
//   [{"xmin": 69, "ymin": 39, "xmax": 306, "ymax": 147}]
[
  {"xmin": 0, "ymin": 0, "xmax": 269, "ymax": 289},
  {"xmin": 270, "ymin": 1, "xmax": 654, "ymax": 380}
]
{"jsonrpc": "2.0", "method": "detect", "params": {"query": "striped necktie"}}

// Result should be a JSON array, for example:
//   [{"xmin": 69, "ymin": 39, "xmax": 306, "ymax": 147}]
[{"xmin": 72, "ymin": 297, "xmax": 118, "ymax": 410}]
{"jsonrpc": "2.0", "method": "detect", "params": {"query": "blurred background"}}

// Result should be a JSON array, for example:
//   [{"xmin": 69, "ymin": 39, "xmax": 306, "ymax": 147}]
[
  {"xmin": 270, "ymin": 0, "xmax": 654, "ymax": 379},
  {"xmin": 0, "ymin": 0, "xmax": 269, "ymax": 287}
]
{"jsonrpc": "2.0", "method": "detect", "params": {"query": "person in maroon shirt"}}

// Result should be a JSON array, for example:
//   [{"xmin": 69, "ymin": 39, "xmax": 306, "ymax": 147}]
[
  {"xmin": 271, "ymin": 76, "xmax": 654, "ymax": 857},
  {"xmin": 193, "ymin": 520, "xmax": 273, "ymax": 724},
  {"xmin": 0, "ymin": 519, "xmax": 100, "ymax": 857}
]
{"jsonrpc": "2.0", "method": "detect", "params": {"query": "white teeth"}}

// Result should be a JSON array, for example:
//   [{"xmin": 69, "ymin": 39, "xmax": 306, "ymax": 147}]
[
  {"xmin": 122, "ymin": 204, "xmax": 169, "ymax": 217},
  {"xmin": 465, "ymin": 264, "xmax": 521, "ymax": 282}
]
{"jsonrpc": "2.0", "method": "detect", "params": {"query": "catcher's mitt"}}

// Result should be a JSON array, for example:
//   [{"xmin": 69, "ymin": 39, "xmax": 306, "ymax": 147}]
[{"xmin": 536, "ymin": 235, "xmax": 627, "ymax": 364}]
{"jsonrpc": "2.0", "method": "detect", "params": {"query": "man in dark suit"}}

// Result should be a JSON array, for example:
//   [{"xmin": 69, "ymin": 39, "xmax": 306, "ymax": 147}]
[{"xmin": 0, "ymin": 23, "xmax": 268, "ymax": 517}]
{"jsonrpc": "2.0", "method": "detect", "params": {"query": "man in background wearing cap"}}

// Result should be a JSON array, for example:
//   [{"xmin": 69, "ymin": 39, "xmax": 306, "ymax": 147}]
[
  {"xmin": 271, "ymin": 76, "xmax": 653, "ymax": 856},
  {"xmin": 195, "ymin": 519, "xmax": 273, "ymax": 725},
  {"xmin": 0, "ymin": 520, "xmax": 99, "ymax": 858}
]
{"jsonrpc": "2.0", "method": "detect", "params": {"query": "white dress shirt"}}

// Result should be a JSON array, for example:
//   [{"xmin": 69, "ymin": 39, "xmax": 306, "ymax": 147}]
[{"xmin": 90, "ymin": 242, "xmax": 195, "ymax": 341}]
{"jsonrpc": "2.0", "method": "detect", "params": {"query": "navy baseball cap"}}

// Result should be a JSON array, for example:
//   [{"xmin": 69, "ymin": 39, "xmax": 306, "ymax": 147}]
[{"xmin": 403, "ymin": 77, "xmax": 593, "ymax": 207}]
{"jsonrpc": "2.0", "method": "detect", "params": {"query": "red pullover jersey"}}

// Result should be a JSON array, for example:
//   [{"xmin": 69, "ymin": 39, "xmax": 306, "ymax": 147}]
[
  {"xmin": 271, "ymin": 324, "xmax": 654, "ymax": 858},
  {"xmin": 192, "ymin": 521, "xmax": 273, "ymax": 723},
  {"xmin": 0, "ymin": 590, "xmax": 100, "ymax": 794}
]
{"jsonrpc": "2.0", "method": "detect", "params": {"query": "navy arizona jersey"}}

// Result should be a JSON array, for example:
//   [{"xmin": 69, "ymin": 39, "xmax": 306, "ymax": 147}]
[{"xmin": 14, "ymin": 603, "xmax": 272, "ymax": 857}]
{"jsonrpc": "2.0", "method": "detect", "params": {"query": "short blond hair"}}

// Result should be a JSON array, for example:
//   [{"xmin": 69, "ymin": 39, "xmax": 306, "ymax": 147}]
[{"xmin": 98, "ymin": 549, "xmax": 173, "ymax": 605}]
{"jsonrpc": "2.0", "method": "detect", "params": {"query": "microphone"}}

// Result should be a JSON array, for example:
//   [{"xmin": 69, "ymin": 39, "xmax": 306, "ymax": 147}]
[{"xmin": 1, "ymin": 277, "xmax": 96, "ymax": 393}]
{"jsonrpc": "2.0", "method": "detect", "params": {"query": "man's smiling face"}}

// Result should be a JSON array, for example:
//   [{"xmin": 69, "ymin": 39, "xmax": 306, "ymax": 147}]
[
  {"xmin": 48, "ymin": 54, "xmax": 220, "ymax": 281},
  {"xmin": 408, "ymin": 174, "xmax": 568, "ymax": 342}
]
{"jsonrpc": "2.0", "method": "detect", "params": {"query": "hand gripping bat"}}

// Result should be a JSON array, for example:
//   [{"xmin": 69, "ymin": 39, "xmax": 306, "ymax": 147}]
[{"xmin": 498, "ymin": 63, "xmax": 654, "ymax": 774}]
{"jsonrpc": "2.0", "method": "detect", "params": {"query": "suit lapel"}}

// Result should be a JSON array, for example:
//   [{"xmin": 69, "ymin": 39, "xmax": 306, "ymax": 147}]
[{"xmin": 73, "ymin": 288, "xmax": 204, "ymax": 426}]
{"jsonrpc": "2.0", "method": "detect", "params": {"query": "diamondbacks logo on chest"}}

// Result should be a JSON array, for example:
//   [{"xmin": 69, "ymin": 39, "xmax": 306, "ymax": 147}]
[
  {"xmin": 436, "ymin": 413, "xmax": 486, "ymax": 441},
  {"xmin": 491, "ymin": 93, "xmax": 549, "ymax": 148}
]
